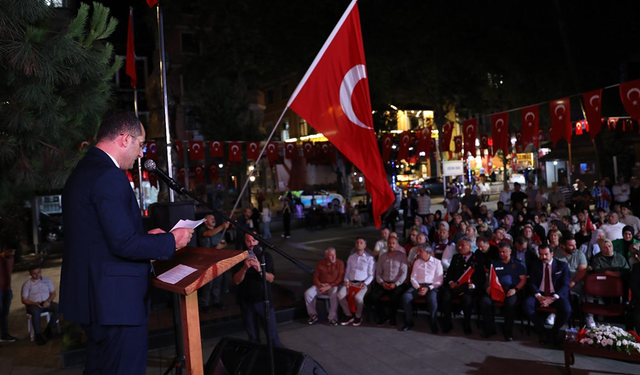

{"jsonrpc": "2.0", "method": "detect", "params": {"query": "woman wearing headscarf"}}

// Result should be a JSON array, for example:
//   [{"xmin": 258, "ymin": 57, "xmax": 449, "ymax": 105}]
[{"xmin": 622, "ymin": 225, "xmax": 640, "ymax": 260}]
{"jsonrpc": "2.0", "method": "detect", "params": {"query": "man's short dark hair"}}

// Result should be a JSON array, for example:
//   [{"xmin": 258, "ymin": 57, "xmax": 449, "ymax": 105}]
[
  {"xmin": 476, "ymin": 236, "xmax": 489, "ymax": 244},
  {"xmin": 515, "ymin": 236, "xmax": 528, "ymax": 246},
  {"xmin": 97, "ymin": 111, "xmax": 142, "ymax": 142},
  {"xmin": 498, "ymin": 241, "xmax": 511, "ymax": 250},
  {"xmin": 355, "ymin": 237, "xmax": 366, "ymax": 243},
  {"xmin": 539, "ymin": 243, "xmax": 552, "ymax": 253},
  {"xmin": 28, "ymin": 265, "xmax": 41, "ymax": 272},
  {"xmin": 561, "ymin": 233, "xmax": 575, "ymax": 244}
]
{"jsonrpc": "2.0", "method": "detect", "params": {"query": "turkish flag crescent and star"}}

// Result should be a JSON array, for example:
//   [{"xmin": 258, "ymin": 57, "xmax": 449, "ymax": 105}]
[
  {"xmin": 489, "ymin": 265, "xmax": 506, "ymax": 303},
  {"xmin": 583, "ymin": 89, "xmax": 603, "ymax": 140},
  {"xmin": 189, "ymin": 141, "xmax": 204, "ymax": 161},
  {"xmin": 480, "ymin": 134, "xmax": 489, "ymax": 156},
  {"xmin": 210, "ymin": 141, "xmax": 224, "ymax": 157},
  {"xmin": 550, "ymin": 98, "xmax": 572, "ymax": 146},
  {"xmin": 397, "ymin": 131, "xmax": 411, "ymax": 161},
  {"xmin": 126, "ymin": 10, "xmax": 136, "ymax": 88},
  {"xmin": 174, "ymin": 141, "xmax": 183, "ymax": 162},
  {"xmin": 285, "ymin": 142, "xmax": 297, "ymax": 159},
  {"xmin": 440, "ymin": 122, "xmax": 453, "ymax": 152},
  {"xmin": 381, "ymin": 133, "xmax": 393, "ymax": 161},
  {"xmin": 620, "ymin": 79, "xmax": 640, "ymax": 122},
  {"xmin": 228, "ymin": 142, "xmax": 242, "ymax": 162},
  {"xmin": 520, "ymin": 105, "xmax": 539, "ymax": 149},
  {"xmin": 417, "ymin": 127, "xmax": 431, "ymax": 155},
  {"xmin": 247, "ymin": 141, "xmax": 260, "ymax": 160},
  {"xmin": 463, "ymin": 118, "xmax": 477, "ymax": 156},
  {"xmin": 287, "ymin": 0, "xmax": 394, "ymax": 228},
  {"xmin": 491, "ymin": 112, "xmax": 509, "ymax": 156}
]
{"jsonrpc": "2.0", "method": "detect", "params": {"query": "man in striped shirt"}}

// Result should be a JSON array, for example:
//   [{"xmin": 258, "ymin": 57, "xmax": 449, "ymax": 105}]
[{"xmin": 592, "ymin": 180, "xmax": 611, "ymax": 212}]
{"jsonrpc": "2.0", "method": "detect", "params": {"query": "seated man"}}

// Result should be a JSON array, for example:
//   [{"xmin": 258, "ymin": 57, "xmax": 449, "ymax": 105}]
[
  {"xmin": 337, "ymin": 238, "xmax": 375, "ymax": 326},
  {"xmin": 513, "ymin": 236, "xmax": 538, "ymax": 273},
  {"xmin": 373, "ymin": 228, "xmax": 391, "ymax": 259},
  {"xmin": 481, "ymin": 242, "xmax": 526, "ymax": 341},
  {"xmin": 432, "ymin": 225, "xmax": 455, "ymax": 269},
  {"xmin": 404, "ymin": 229, "xmax": 419, "ymax": 253},
  {"xmin": 523, "ymin": 244, "xmax": 571, "ymax": 345},
  {"xmin": 21, "ymin": 266, "xmax": 59, "ymax": 345},
  {"xmin": 407, "ymin": 233, "xmax": 429, "ymax": 264},
  {"xmin": 401, "ymin": 247, "xmax": 443, "ymax": 332},
  {"xmin": 441, "ymin": 237, "xmax": 486, "ymax": 335},
  {"xmin": 366, "ymin": 237, "xmax": 408, "ymax": 326},
  {"xmin": 305, "ymin": 248, "xmax": 345, "ymax": 326}
]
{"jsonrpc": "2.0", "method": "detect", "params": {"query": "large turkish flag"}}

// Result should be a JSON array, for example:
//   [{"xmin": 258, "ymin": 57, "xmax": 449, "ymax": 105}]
[
  {"xmin": 287, "ymin": 1, "xmax": 394, "ymax": 228},
  {"xmin": 491, "ymin": 112, "xmax": 509, "ymax": 156},
  {"xmin": 620, "ymin": 79, "xmax": 640, "ymax": 122},
  {"xmin": 463, "ymin": 118, "xmax": 477, "ymax": 156},
  {"xmin": 583, "ymin": 89, "xmax": 603, "ymax": 140},
  {"xmin": 520, "ymin": 105, "xmax": 539, "ymax": 149},
  {"xmin": 550, "ymin": 98, "xmax": 571, "ymax": 146}
]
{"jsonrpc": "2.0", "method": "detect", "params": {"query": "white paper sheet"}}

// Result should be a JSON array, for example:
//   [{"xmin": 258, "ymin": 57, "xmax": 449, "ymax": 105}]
[
  {"xmin": 171, "ymin": 218, "xmax": 206, "ymax": 231},
  {"xmin": 157, "ymin": 264, "xmax": 198, "ymax": 285}
]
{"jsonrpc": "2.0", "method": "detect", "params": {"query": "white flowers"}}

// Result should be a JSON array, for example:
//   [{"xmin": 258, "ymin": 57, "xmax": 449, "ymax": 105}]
[{"xmin": 578, "ymin": 324, "xmax": 640, "ymax": 355}]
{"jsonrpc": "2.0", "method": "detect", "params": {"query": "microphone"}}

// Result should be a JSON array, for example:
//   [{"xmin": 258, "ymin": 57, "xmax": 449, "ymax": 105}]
[
  {"xmin": 252, "ymin": 245, "xmax": 264, "ymax": 257},
  {"xmin": 143, "ymin": 159, "xmax": 187, "ymax": 194}
]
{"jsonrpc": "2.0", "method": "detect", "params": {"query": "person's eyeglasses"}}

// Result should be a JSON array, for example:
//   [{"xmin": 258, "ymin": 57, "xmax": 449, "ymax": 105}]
[{"xmin": 122, "ymin": 133, "xmax": 147, "ymax": 149}]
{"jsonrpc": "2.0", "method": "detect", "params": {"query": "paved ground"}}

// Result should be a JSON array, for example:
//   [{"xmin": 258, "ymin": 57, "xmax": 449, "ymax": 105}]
[{"xmin": 3, "ymin": 190, "xmax": 638, "ymax": 374}]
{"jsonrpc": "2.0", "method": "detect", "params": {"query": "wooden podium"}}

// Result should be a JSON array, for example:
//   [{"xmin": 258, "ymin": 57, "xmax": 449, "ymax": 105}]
[{"xmin": 152, "ymin": 247, "xmax": 248, "ymax": 375}]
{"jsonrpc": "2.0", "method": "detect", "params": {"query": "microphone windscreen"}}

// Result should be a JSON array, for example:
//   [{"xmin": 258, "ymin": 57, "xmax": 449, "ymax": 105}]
[
  {"xmin": 252, "ymin": 245, "xmax": 263, "ymax": 257},
  {"xmin": 144, "ymin": 159, "xmax": 157, "ymax": 171}
]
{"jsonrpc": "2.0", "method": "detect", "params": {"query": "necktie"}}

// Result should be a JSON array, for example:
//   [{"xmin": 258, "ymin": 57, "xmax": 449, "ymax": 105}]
[{"xmin": 543, "ymin": 263, "xmax": 551, "ymax": 297}]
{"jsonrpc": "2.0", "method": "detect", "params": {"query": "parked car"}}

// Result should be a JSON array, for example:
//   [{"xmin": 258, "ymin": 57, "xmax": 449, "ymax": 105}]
[
  {"xmin": 294, "ymin": 191, "xmax": 345, "ymax": 209},
  {"xmin": 422, "ymin": 177, "xmax": 445, "ymax": 196},
  {"xmin": 39, "ymin": 212, "xmax": 63, "ymax": 242}
]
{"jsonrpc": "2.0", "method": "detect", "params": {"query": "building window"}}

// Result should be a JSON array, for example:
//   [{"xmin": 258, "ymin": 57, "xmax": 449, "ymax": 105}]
[
  {"xmin": 181, "ymin": 32, "xmax": 201, "ymax": 55},
  {"xmin": 300, "ymin": 119, "xmax": 308, "ymax": 136},
  {"xmin": 281, "ymin": 84, "xmax": 289, "ymax": 100},
  {"xmin": 266, "ymin": 89, "xmax": 275, "ymax": 105}
]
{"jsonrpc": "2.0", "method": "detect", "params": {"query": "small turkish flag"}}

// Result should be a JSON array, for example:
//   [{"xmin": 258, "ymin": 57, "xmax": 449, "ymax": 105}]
[
  {"xmin": 77, "ymin": 138, "xmax": 93, "ymax": 151},
  {"xmin": 491, "ymin": 112, "xmax": 509, "ymax": 156},
  {"xmin": 174, "ymin": 141, "xmax": 184, "ymax": 162},
  {"xmin": 457, "ymin": 266, "xmax": 474, "ymax": 285},
  {"xmin": 620, "ymin": 79, "xmax": 640, "ymax": 122},
  {"xmin": 177, "ymin": 167, "xmax": 186, "ymax": 181},
  {"xmin": 515, "ymin": 131, "xmax": 523, "ymax": 152},
  {"xmin": 463, "ymin": 119, "xmax": 477, "ymax": 156},
  {"xmin": 247, "ymin": 141, "xmax": 260, "ymax": 160},
  {"xmin": 228, "ymin": 142, "xmax": 242, "ymax": 162},
  {"xmin": 521, "ymin": 105, "xmax": 539, "ymax": 149},
  {"xmin": 583, "ymin": 89, "xmax": 603, "ymax": 140},
  {"xmin": 480, "ymin": 134, "xmax": 489, "ymax": 155},
  {"xmin": 489, "ymin": 265, "xmax": 505, "ymax": 303},
  {"xmin": 327, "ymin": 143, "xmax": 337, "ymax": 164},
  {"xmin": 210, "ymin": 141, "xmax": 224, "ymax": 157},
  {"xmin": 146, "ymin": 141, "xmax": 157, "ymax": 160},
  {"xmin": 453, "ymin": 135, "xmax": 462, "ymax": 153},
  {"xmin": 381, "ymin": 133, "xmax": 393, "ymax": 161},
  {"xmin": 189, "ymin": 141, "xmax": 204, "ymax": 161},
  {"xmin": 148, "ymin": 172, "xmax": 158, "ymax": 188},
  {"xmin": 397, "ymin": 131, "xmax": 411, "ymax": 161},
  {"xmin": 285, "ymin": 143, "xmax": 297, "ymax": 159},
  {"xmin": 146, "ymin": 0, "xmax": 158, "ymax": 7},
  {"xmin": 441, "ymin": 122, "xmax": 454, "ymax": 152},
  {"xmin": 575, "ymin": 121, "xmax": 583, "ymax": 135},
  {"xmin": 267, "ymin": 142, "xmax": 279, "ymax": 162},
  {"xmin": 303, "ymin": 141, "xmax": 314, "ymax": 161},
  {"xmin": 194, "ymin": 165, "xmax": 204, "ymax": 184},
  {"xmin": 417, "ymin": 127, "xmax": 431, "ymax": 156},
  {"xmin": 550, "ymin": 98, "xmax": 571, "ymax": 146},
  {"xmin": 126, "ymin": 9, "xmax": 137, "ymax": 88},
  {"xmin": 208, "ymin": 164, "xmax": 219, "ymax": 182}
]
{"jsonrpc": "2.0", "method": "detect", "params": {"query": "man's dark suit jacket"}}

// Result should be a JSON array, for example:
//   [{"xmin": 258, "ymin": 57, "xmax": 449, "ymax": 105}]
[
  {"xmin": 527, "ymin": 258, "xmax": 570, "ymax": 300},
  {"xmin": 60, "ymin": 147, "xmax": 175, "ymax": 326},
  {"xmin": 445, "ymin": 252, "xmax": 486, "ymax": 289}
]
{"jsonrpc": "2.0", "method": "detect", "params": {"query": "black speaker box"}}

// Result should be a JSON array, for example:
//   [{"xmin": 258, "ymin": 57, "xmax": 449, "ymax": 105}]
[
  {"xmin": 147, "ymin": 201, "xmax": 197, "ymax": 247},
  {"xmin": 204, "ymin": 338, "xmax": 327, "ymax": 375}
]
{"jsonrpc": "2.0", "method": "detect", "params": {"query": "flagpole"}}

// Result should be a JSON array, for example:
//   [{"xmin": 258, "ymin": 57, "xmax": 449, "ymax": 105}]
[
  {"xmin": 156, "ymin": 1, "xmax": 175, "ymax": 202},
  {"xmin": 129, "ymin": 7, "xmax": 145, "ymax": 216}
]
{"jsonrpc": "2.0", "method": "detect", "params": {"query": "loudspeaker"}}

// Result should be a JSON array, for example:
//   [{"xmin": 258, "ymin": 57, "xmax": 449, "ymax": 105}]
[
  {"xmin": 204, "ymin": 338, "xmax": 327, "ymax": 375},
  {"xmin": 148, "ymin": 201, "xmax": 196, "ymax": 246}
]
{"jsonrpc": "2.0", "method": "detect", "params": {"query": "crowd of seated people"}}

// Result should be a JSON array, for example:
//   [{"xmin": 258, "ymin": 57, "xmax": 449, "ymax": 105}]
[{"xmin": 302, "ymin": 177, "xmax": 640, "ymax": 345}]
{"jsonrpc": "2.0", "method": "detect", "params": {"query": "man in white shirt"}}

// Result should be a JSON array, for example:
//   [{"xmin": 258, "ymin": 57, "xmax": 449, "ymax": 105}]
[
  {"xmin": 620, "ymin": 206, "xmax": 640, "ymax": 235},
  {"xmin": 366, "ymin": 237, "xmax": 408, "ymax": 326},
  {"xmin": 416, "ymin": 188, "xmax": 432, "ymax": 218},
  {"xmin": 401, "ymin": 248, "xmax": 443, "ymax": 332},
  {"xmin": 499, "ymin": 183, "xmax": 511, "ymax": 210},
  {"xmin": 336, "ymin": 238, "xmax": 375, "ymax": 327},
  {"xmin": 601, "ymin": 212, "xmax": 626, "ymax": 241},
  {"xmin": 373, "ymin": 228, "xmax": 390, "ymax": 259},
  {"xmin": 612, "ymin": 176, "xmax": 630, "ymax": 207},
  {"xmin": 21, "ymin": 267, "xmax": 59, "ymax": 345}
]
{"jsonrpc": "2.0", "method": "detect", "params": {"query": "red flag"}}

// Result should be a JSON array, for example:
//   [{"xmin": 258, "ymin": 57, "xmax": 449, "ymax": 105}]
[
  {"xmin": 194, "ymin": 165, "xmax": 205, "ymax": 184},
  {"xmin": 189, "ymin": 141, "xmax": 204, "ymax": 161},
  {"xmin": 285, "ymin": 142, "xmax": 297, "ymax": 159},
  {"xmin": 417, "ymin": 127, "xmax": 431, "ymax": 156},
  {"xmin": 302, "ymin": 141, "xmax": 314, "ymax": 161},
  {"xmin": 441, "ymin": 122, "xmax": 454, "ymax": 152},
  {"xmin": 381, "ymin": 133, "xmax": 393, "ymax": 161},
  {"xmin": 247, "ymin": 141, "xmax": 260, "ymax": 160},
  {"xmin": 489, "ymin": 265, "xmax": 505, "ymax": 302},
  {"xmin": 146, "ymin": 141, "xmax": 157, "ymax": 160},
  {"xmin": 228, "ymin": 142, "xmax": 242, "ymax": 162},
  {"xmin": 208, "ymin": 164, "xmax": 219, "ymax": 182},
  {"xmin": 174, "ymin": 141, "xmax": 183, "ymax": 162},
  {"xmin": 347, "ymin": 285, "xmax": 364, "ymax": 313},
  {"xmin": 480, "ymin": 134, "xmax": 489, "ymax": 155},
  {"xmin": 575, "ymin": 121, "xmax": 583, "ymax": 135},
  {"xmin": 267, "ymin": 142, "xmax": 279, "ymax": 162},
  {"xmin": 146, "ymin": 0, "xmax": 158, "ymax": 7},
  {"xmin": 177, "ymin": 167, "xmax": 186, "ymax": 181},
  {"xmin": 515, "ymin": 131, "xmax": 523, "ymax": 152},
  {"xmin": 397, "ymin": 131, "xmax": 411, "ymax": 161},
  {"xmin": 126, "ymin": 10, "xmax": 137, "ymax": 88},
  {"xmin": 620, "ymin": 79, "xmax": 640, "ymax": 122},
  {"xmin": 583, "ymin": 89, "xmax": 603, "ymax": 140},
  {"xmin": 463, "ymin": 119, "xmax": 477, "ymax": 156},
  {"xmin": 521, "ymin": 105, "xmax": 539, "ymax": 149},
  {"xmin": 287, "ymin": 1, "xmax": 394, "ymax": 228},
  {"xmin": 586, "ymin": 213, "xmax": 596, "ymax": 232},
  {"xmin": 210, "ymin": 141, "xmax": 224, "ymax": 157},
  {"xmin": 148, "ymin": 172, "xmax": 158, "ymax": 188},
  {"xmin": 538, "ymin": 128, "xmax": 545, "ymax": 144},
  {"xmin": 314, "ymin": 143, "xmax": 325, "ymax": 164},
  {"xmin": 550, "ymin": 98, "xmax": 572, "ymax": 146},
  {"xmin": 430, "ymin": 138, "xmax": 436, "ymax": 156},
  {"xmin": 491, "ymin": 112, "xmax": 509, "ymax": 155},
  {"xmin": 327, "ymin": 143, "xmax": 337, "ymax": 164},
  {"xmin": 453, "ymin": 135, "xmax": 462, "ymax": 154},
  {"xmin": 457, "ymin": 266, "xmax": 474, "ymax": 285}
]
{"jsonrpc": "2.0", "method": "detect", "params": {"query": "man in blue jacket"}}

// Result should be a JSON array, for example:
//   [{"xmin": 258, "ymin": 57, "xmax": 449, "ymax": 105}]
[
  {"xmin": 523, "ymin": 243, "xmax": 571, "ymax": 345},
  {"xmin": 60, "ymin": 111, "xmax": 193, "ymax": 374}
]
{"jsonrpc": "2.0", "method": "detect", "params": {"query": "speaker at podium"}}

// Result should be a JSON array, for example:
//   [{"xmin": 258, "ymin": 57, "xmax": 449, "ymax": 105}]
[{"xmin": 204, "ymin": 338, "xmax": 327, "ymax": 375}]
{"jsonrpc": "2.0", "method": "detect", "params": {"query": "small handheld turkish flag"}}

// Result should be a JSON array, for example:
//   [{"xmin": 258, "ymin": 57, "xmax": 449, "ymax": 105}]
[
  {"xmin": 210, "ymin": 141, "xmax": 224, "ymax": 158},
  {"xmin": 489, "ymin": 265, "xmax": 505, "ymax": 303},
  {"xmin": 457, "ymin": 267, "xmax": 474, "ymax": 285},
  {"xmin": 550, "ymin": 98, "xmax": 571, "ymax": 146},
  {"xmin": 189, "ymin": 141, "xmax": 204, "ymax": 161},
  {"xmin": 247, "ymin": 141, "xmax": 260, "ymax": 160},
  {"xmin": 228, "ymin": 142, "xmax": 242, "ymax": 162}
]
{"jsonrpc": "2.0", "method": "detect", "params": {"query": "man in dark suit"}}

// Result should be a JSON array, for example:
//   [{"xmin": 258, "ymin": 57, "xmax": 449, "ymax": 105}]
[
  {"xmin": 523, "ymin": 243, "xmax": 571, "ymax": 344},
  {"xmin": 60, "ymin": 111, "xmax": 193, "ymax": 374},
  {"xmin": 441, "ymin": 236, "xmax": 486, "ymax": 335}
]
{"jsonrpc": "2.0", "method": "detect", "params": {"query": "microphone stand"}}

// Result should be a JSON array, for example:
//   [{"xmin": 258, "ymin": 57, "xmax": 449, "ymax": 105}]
[{"xmin": 151, "ymin": 167, "xmax": 312, "ymax": 375}]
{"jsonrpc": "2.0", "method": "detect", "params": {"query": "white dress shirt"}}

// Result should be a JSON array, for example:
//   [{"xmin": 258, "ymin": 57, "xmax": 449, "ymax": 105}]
[
  {"xmin": 344, "ymin": 251, "xmax": 375, "ymax": 285},
  {"xmin": 410, "ymin": 257, "xmax": 443, "ymax": 290}
]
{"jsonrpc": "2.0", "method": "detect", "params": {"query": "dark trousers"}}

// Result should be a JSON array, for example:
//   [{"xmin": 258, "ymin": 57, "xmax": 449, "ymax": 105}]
[
  {"xmin": 26, "ymin": 302, "xmax": 59, "ymax": 334},
  {"xmin": 481, "ymin": 294, "xmax": 517, "ymax": 336},
  {"xmin": 441, "ymin": 285, "xmax": 476, "ymax": 328},
  {"xmin": 199, "ymin": 274, "xmax": 224, "ymax": 307},
  {"xmin": 81, "ymin": 323, "xmax": 148, "ymax": 375},
  {"xmin": 240, "ymin": 301, "xmax": 282, "ymax": 347},
  {"xmin": 283, "ymin": 212, "xmax": 291, "ymax": 236},
  {"xmin": 402, "ymin": 287, "xmax": 438, "ymax": 325},
  {"xmin": 523, "ymin": 295, "xmax": 571, "ymax": 335},
  {"xmin": 0, "ymin": 289, "xmax": 12, "ymax": 337},
  {"xmin": 366, "ymin": 283, "xmax": 405, "ymax": 322}
]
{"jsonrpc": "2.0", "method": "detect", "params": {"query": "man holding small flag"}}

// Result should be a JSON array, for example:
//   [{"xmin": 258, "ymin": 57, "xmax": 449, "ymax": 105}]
[{"xmin": 481, "ymin": 242, "xmax": 526, "ymax": 341}]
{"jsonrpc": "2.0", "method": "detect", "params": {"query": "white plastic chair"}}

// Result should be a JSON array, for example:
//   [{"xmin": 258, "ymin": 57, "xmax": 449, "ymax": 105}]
[{"xmin": 27, "ymin": 312, "xmax": 61, "ymax": 341}]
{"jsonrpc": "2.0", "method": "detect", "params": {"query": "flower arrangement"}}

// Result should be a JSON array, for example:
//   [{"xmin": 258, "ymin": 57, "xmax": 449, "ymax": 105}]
[{"xmin": 577, "ymin": 324, "xmax": 640, "ymax": 355}]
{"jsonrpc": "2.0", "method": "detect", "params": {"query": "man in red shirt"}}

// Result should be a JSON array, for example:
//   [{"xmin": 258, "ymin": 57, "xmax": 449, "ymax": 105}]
[
  {"xmin": 0, "ymin": 241, "xmax": 17, "ymax": 342},
  {"xmin": 304, "ymin": 248, "xmax": 345, "ymax": 325}
]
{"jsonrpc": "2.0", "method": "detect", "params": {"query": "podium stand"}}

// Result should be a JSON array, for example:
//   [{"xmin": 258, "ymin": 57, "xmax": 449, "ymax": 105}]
[{"xmin": 152, "ymin": 247, "xmax": 248, "ymax": 375}]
